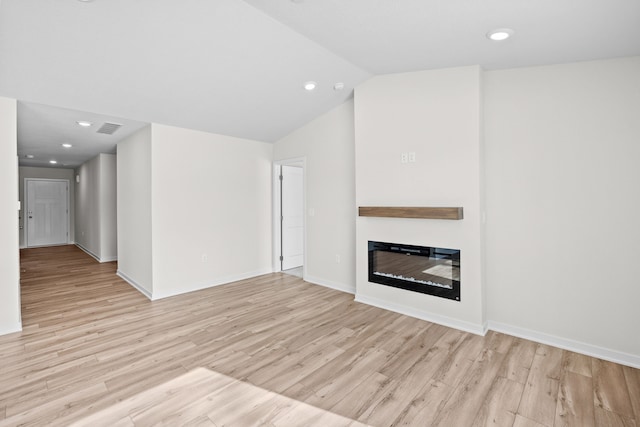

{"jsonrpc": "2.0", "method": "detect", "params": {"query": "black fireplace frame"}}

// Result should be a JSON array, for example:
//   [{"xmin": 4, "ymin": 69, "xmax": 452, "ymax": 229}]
[{"xmin": 368, "ymin": 241, "xmax": 461, "ymax": 301}]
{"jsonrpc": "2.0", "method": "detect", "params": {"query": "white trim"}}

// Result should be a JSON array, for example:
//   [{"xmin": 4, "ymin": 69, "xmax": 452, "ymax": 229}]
[
  {"xmin": 116, "ymin": 270, "xmax": 152, "ymax": 300},
  {"xmin": 0, "ymin": 322, "xmax": 22, "ymax": 336},
  {"xmin": 272, "ymin": 157, "xmax": 307, "ymax": 276},
  {"xmin": 151, "ymin": 268, "xmax": 273, "ymax": 300},
  {"xmin": 488, "ymin": 321, "xmax": 640, "ymax": 369},
  {"xmin": 24, "ymin": 178, "xmax": 71, "ymax": 247},
  {"xmin": 76, "ymin": 243, "xmax": 100, "ymax": 261},
  {"xmin": 272, "ymin": 164, "xmax": 281, "ymax": 272},
  {"xmin": 304, "ymin": 274, "xmax": 356, "ymax": 295},
  {"xmin": 355, "ymin": 293, "xmax": 488, "ymax": 336},
  {"xmin": 75, "ymin": 243, "xmax": 116, "ymax": 263}
]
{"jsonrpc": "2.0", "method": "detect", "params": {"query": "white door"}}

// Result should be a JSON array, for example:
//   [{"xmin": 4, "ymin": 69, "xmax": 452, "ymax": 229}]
[
  {"xmin": 26, "ymin": 179, "xmax": 69, "ymax": 247},
  {"xmin": 281, "ymin": 165, "xmax": 304, "ymax": 270}
]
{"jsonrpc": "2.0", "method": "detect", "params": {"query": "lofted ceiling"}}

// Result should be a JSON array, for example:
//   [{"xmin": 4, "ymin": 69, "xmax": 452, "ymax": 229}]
[
  {"xmin": 1, "ymin": 0, "xmax": 639, "ymax": 168},
  {"xmin": 245, "ymin": 0, "xmax": 640, "ymax": 73}
]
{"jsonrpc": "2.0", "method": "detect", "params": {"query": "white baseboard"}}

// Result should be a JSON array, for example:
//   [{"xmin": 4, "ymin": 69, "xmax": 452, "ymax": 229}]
[
  {"xmin": 0, "ymin": 322, "xmax": 22, "ymax": 337},
  {"xmin": 303, "ymin": 274, "xmax": 356, "ymax": 295},
  {"xmin": 151, "ymin": 268, "xmax": 274, "ymax": 300},
  {"xmin": 76, "ymin": 244, "xmax": 100, "ymax": 262},
  {"xmin": 75, "ymin": 244, "xmax": 117, "ymax": 263},
  {"xmin": 488, "ymin": 321, "xmax": 640, "ymax": 369},
  {"xmin": 355, "ymin": 293, "xmax": 487, "ymax": 336},
  {"xmin": 116, "ymin": 270, "xmax": 152, "ymax": 300},
  {"xmin": 110, "ymin": 266, "xmax": 640, "ymax": 368}
]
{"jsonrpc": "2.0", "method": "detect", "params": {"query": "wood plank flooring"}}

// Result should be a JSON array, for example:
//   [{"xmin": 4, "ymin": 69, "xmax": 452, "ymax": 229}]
[{"xmin": 0, "ymin": 245, "xmax": 638, "ymax": 426}]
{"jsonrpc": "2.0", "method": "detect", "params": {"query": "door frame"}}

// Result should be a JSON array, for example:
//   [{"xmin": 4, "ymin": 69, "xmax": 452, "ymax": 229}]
[
  {"xmin": 272, "ymin": 157, "xmax": 306, "ymax": 275},
  {"xmin": 24, "ymin": 178, "xmax": 70, "ymax": 248}
]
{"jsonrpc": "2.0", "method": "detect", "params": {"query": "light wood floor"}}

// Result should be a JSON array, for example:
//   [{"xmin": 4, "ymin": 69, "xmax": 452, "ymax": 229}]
[{"xmin": 1, "ymin": 245, "xmax": 638, "ymax": 426}]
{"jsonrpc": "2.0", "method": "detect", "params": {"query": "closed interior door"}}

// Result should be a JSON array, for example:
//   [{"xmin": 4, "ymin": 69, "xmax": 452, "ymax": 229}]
[
  {"xmin": 26, "ymin": 179, "xmax": 69, "ymax": 247},
  {"xmin": 281, "ymin": 165, "xmax": 304, "ymax": 270}
]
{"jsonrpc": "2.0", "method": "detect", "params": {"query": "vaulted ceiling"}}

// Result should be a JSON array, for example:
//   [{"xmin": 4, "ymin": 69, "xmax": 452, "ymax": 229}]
[{"xmin": 1, "ymin": 0, "xmax": 639, "ymax": 167}]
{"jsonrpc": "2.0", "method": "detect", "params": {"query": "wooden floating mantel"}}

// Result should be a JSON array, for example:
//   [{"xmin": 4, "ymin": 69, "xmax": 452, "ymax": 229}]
[{"xmin": 358, "ymin": 206, "xmax": 463, "ymax": 220}]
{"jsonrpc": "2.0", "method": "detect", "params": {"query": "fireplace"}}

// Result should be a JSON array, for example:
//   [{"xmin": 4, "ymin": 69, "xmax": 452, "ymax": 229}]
[{"xmin": 368, "ymin": 241, "xmax": 461, "ymax": 301}]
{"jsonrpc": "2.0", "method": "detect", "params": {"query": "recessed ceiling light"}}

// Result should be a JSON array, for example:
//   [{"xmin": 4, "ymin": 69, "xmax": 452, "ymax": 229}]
[
  {"xmin": 25, "ymin": 154, "xmax": 35, "ymax": 159},
  {"xmin": 333, "ymin": 82, "xmax": 345, "ymax": 91},
  {"xmin": 62, "ymin": 143, "xmax": 73, "ymax": 148},
  {"xmin": 487, "ymin": 28, "xmax": 514, "ymax": 41},
  {"xmin": 303, "ymin": 81, "xmax": 317, "ymax": 91},
  {"xmin": 49, "ymin": 160, "xmax": 58, "ymax": 164},
  {"xmin": 76, "ymin": 120, "xmax": 92, "ymax": 127}
]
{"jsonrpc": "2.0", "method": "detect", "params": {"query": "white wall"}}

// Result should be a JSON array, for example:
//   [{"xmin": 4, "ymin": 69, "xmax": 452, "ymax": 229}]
[
  {"xmin": 75, "ymin": 153, "xmax": 117, "ymax": 261},
  {"xmin": 75, "ymin": 156, "xmax": 99, "ymax": 256},
  {"xmin": 0, "ymin": 96, "xmax": 21, "ymax": 335},
  {"xmin": 484, "ymin": 57, "xmax": 640, "ymax": 363},
  {"xmin": 19, "ymin": 166, "xmax": 75, "ymax": 247},
  {"xmin": 116, "ymin": 126, "xmax": 153, "ymax": 296},
  {"xmin": 354, "ymin": 66, "xmax": 486, "ymax": 334},
  {"xmin": 99, "ymin": 154, "xmax": 117, "ymax": 261},
  {"xmin": 150, "ymin": 123, "xmax": 273, "ymax": 299},
  {"xmin": 273, "ymin": 100, "xmax": 357, "ymax": 293}
]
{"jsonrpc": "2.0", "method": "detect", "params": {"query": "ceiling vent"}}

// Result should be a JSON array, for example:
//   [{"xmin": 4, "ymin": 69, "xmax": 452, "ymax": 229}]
[{"xmin": 96, "ymin": 122, "xmax": 122, "ymax": 135}]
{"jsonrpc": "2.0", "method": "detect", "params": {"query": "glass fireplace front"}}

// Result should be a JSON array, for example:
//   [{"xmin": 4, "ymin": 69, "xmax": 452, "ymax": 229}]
[{"xmin": 368, "ymin": 241, "xmax": 461, "ymax": 301}]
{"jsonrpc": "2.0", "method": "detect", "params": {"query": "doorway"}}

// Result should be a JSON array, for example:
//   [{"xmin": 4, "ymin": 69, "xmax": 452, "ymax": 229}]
[
  {"xmin": 273, "ymin": 159, "xmax": 305, "ymax": 277},
  {"xmin": 24, "ymin": 178, "xmax": 69, "ymax": 247}
]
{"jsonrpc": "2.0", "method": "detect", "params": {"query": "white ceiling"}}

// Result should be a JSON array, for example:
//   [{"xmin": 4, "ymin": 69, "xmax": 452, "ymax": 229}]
[
  {"xmin": 1, "ymin": 0, "xmax": 639, "ymax": 168},
  {"xmin": 246, "ymin": 0, "xmax": 640, "ymax": 73},
  {"xmin": 17, "ymin": 102, "xmax": 147, "ymax": 168}
]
